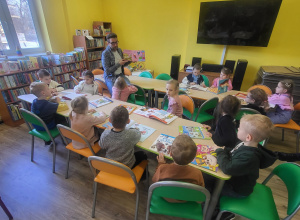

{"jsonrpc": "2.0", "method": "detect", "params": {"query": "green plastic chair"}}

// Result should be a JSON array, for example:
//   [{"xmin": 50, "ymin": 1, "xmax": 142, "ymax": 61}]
[
  {"xmin": 202, "ymin": 75, "xmax": 210, "ymax": 87},
  {"xmin": 139, "ymin": 71, "xmax": 153, "ymax": 78},
  {"xmin": 146, "ymin": 181, "xmax": 210, "ymax": 220},
  {"xmin": 127, "ymin": 84, "xmax": 147, "ymax": 106},
  {"xmin": 235, "ymin": 108, "xmax": 261, "ymax": 121},
  {"xmin": 216, "ymin": 163, "xmax": 300, "ymax": 220},
  {"xmin": 194, "ymin": 97, "xmax": 219, "ymax": 123},
  {"xmin": 20, "ymin": 108, "xmax": 61, "ymax": 173},
  {"xmin": 155, "ymin": 73, "xmax": 172, "ymax": 81}
]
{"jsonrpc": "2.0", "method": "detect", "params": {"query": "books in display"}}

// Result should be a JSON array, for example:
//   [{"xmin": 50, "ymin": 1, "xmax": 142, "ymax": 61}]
[
  {"xmin": 191, "ymin": 144, "xmax": 219, "ymax": 172},
  {"xmin": 150, "ymin": 134, "xmax": 175, "ymax": 157},
  {"xmin": 178, "ymin": 126, "xmax": 211, "ymax": 140},
  {"xmin": 89, "ymin": 97, "xmax": 113, "ymax": 108},
  {"xmin": 134, "ymin": 107, "xmax": 178, "ymax": 124},
  {"xmin": 119, "ymin": 104, "xmax": 137, "ymax": 114}
]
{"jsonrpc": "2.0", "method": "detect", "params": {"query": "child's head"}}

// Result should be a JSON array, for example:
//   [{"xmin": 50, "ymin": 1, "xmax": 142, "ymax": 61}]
[
  {"xmin": 238, "ymin": 114, "xmax": 274, "ymax": 143},
  {"xmin": 166, "ymin": 79, "xmax": 179, "ymax": 97},
  {"xmin": 30, "ymin": 82, "xmax": 51, "ymax": 98},
  {"xmin": 276, "ymin": 79, "xmax": 294, "ymax": 95},
  {"xmin": 171, "ymin": 134, "xmax": 197, "ymax": 165},
  {"xmin": 246, "ymin": 88, "xmax": 268, "ymax": 106},
  {"xmin": 70, "ymin": 96, "xmax": 89, "ymax": 114},
  {"xmin": 192, "ymin": 63, "xmax": 202, "ymax": 77},
  {"xmin": 114, "ymin": 77, "xmax": 127, "ymax": 90},
  {"xmin": 220, "ymin": 95, "xmax": 241, "ymax": 117},
  {"xmin": 109, "ymin": 106, "xmax": 129, "ymax": 129},
  {"xmin": 37, "ymin": 69, "xmax": 52, "ymax": 84},
  {"xmin": 82, "ymin": 70, "xmax": 94, "ymax": 85},
  {"xmin": 220, "ymin": 67, "xmax": 232, "ymax": 80}
]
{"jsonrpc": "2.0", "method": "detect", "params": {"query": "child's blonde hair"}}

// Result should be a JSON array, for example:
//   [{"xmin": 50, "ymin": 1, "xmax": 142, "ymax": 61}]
[
  {"xmin": 171, "ymin": 134, "xmax": 197, "ymax": 165},
  {"xmin": 69, "ymin": 96, "xmax": 89, "ymax": 119},
  {"xmin": 280, "ymin": 79, "xmax": 294, "ymax": 95},
  {"xmin": 30, "ymin": 82, "xmax": 47, "ymax": 97},
  {"xmin": 240, "ymin": 114, "xmax": 274, "ymax": 142},
  {"xmin": 166, "ymin": 79, "xmax": 179, "ymax": 91},
  {"xmin": 249, "ymin": 88, "xmax": 268, "ymax": 106}
]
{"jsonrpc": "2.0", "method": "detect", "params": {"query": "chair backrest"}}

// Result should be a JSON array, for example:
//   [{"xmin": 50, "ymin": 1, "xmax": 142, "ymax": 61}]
[
  {"xmin": 195, "ymin": 97, "xmax": 219, "ymax": 120},
  {"xmin": 294, "ymin": 102, "xmax": 300, "ymax": 111},
  {"xmin": 132, "ymin": 84, "xmax": 147, "ymax": 105},
  {"xmin": 179, "ymin": 94, "xmax": 195, "ymax": 118},
  {"xmin": 263, "ymin": 163, "xmax": 300, "ymax": 217},
  {"xmin": 57, "ymin": 124, "xmax": 97, "ymax": 155},
  {"xmin": 156, "ymin": 73, "xmax": 172, "ymax": 81},
  {"xmin": 248, "ymin": 85, "xmax": 272, "ymax": 96},
  {"xmin": 235, "ymin": 107, "xmax": 261, "ymax": 121},
  {"xmin": 124, "ymin": 67, "xmax": 132, "ymax": 76},
  {"xmin": 139, "ymin": 71, "xmax": 153, "ymax": 78},
  {"xmin": 70, "ymin": 75, "xmax": 79, "ymax": 85},
  {"xmin": 92, "ymin": 69, "xmax": 104, "ymax": 75},
  {"xmin": 202, "ymin": 75, "xmax": 210, "ymax": 87}
]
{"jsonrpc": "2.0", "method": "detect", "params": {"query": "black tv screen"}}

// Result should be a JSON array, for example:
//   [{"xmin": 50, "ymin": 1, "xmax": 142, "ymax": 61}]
[{"xmin": 197, "ymin": 0, "xmax": 282, "ymax": 47}]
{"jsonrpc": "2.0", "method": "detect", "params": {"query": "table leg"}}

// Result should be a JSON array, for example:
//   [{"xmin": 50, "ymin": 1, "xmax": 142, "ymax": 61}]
[
  {"xmin": 155, "ymin": 91, "xmax": 158, "ymax": 108},
  {"xmin": 205, "ymin": 179, "xmax": 225, "ymax": 220},
  {"xmin": 148, "ymin": 90, "xmax": 152, "ymax": 107}
]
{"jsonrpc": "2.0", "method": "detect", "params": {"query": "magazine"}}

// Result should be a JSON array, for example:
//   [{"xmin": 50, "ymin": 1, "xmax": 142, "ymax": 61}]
[
  {"xmin": 150, "ymin": 134, "xmax": 175, "ymax": 157},
  {"xmin": 191, "ymin": 144, "xmax": 219, "ymax": 172},
  {"xmin": 102, "ymin": 120, "xmax": 135, "ymax": 129},
  {"xmin": 130, "ymin": 122, "xmax": 156, "ymax": 142},
  {"xmin": 89, "ymin": 97, "xmax": 113, "ymax": 108},
  {"xmin": 178, "ymin": 126, "xmax": 211, "ymax": 140},
  {"xmin": 119, "ymin": 104, "xmax": 137, "ymax": 114},
  {"xmin": 207, "ymin": 78, "xmax": 229, "ymax": 94},
  {"xmin": 134, "ymin": 107, "xmax": 178, "ymax": 124}
]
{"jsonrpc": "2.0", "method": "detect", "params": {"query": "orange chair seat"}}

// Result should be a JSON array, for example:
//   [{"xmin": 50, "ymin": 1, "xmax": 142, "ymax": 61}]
[
  {"xmin": 103, "ymin": 91, "xmax": 111, "ymax": 98},
  {"xmin": 66, "ymin": 142, "xmax": 101, "ymax": 157},
  {"xmin": 275, "ymin": 120, "xmax": 300, "ymax": 130},
  {"xmin": 95, "ymin": 160, "xmax": 148, "ymax": 193}
]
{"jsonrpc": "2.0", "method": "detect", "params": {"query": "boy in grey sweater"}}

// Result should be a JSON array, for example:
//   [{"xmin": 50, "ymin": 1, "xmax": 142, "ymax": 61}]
[{"xmin": 99, "ymin": 106, "xmax": 147, "ymax": 168}]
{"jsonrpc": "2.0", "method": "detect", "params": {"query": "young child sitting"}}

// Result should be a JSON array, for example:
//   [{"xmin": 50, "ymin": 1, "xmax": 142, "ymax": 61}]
[
  {"xmin": 243, "ymin": 88, "xmax": 268, "ymax": 115},
  {"xmin": 112, "ymin": 76, "xmax": 138, "ymax": 101},
  {"xmin": 211, "ymin": 67, "xmax": 233, "ymax": 90},
  {"xmin": 37, "ymin": 69, "xmax": 64, "ymax": 94},
  {"xmin": 215, "ymin": 114, "xmax": 277, "ymax": 197},
  {"xmin": 99, "ymin": 106, "xmax": 147, "ymax": 168},
  {"xmin": 69, "ymin": 96, "xmax": 107, "ymax": 149},
  {"xmin": 166, "ymin": 79, "xmax": 183, "ymax": 118},
  {"xmin": 182, "ymin": 63, "xmax": 206, "ymax": 87},
  {"xmin": 74, "ymin": 70, "xmax": 99, "ymax": 95},
  {"xmin": 266, "ymin": 79, "xmax": 294, "ymax": 124},
  {"xmin": 152, "ymin": 134, "xmax": 205, "ymax": 187}
]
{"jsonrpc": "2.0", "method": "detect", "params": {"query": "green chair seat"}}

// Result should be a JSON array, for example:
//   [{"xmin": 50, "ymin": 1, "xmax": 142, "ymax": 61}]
[
  {"xmin": 29, "ymin": 128, "xmax": 60, "ymax": 142},
  {"xmin": 194, "ymin": 97, "xmax": 219, "ymax": 124},
  {"xmin": 139, "ymin": 71, "xmax": 153, "ymax": 78},
  {"xmin": 156, "ymin": 73, "xmax": 172, "ymax": 81},
  {"xmin": 127, "ymin": 85, "xmax": 147, "ymax": 106}
]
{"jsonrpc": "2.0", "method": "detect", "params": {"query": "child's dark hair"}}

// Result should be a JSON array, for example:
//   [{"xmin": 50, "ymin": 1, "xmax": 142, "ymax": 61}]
[
  {"xmin": 221, "ymin": 67, "xmax": 232, "ymax": 76},
  {"xmin": 37, "ymin": 69, "xmax": 51, "ymax": 78},
  {"xmin": 249, "ymin": 88, "xmax": 268, "ymax": 106},
  {"xmin": 193, "ymin": 63, "xmax": 201, "ymax": 71},
  {"xmin": 110, "ymin": 106, "xmax": 129, "ymax": 129},
  {"xmin": 219, "ymin": 95, "xmax": 241, "ymax": 117},
  {"xmin": 82, "ymin": 70, "xmax": 94, "ymax": 79},
  {"xmin": 106, "ymin": 33, "xmax": 117, "ymax": 41},
  {"xmin": 171, "ymin": 134, "xmax": 197, "ymax": 165},
  {"xmin": 280, "ymin": 79, "xmax": 294, "ymax": 95}
]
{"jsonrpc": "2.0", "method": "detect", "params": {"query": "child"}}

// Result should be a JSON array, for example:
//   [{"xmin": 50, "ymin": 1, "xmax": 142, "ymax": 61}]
[
  {"xmin": 166, "ymin": 79, "xmax": 183, "ymax": 118},
  {"xmin": 99, "ymin": 106, "xmax": 147, "ymax": 169},
  {"xmin": 215, "ymin": 114, "xmax": 277, "ymax": 197},
  {"xmin": 211, "ymin": 67, "xmax": 233, "ymax": 90},
  {"xmin": 266, "ymin": 79, "xmax": 294, "ymax": 124},
  {"xmin": 37, "ymin": 69, "xmax": 64, "ymax": 94},
  {"xmin": 112, "ymin": 76, "xmax": 138, "ymax": 101},
  {"xmin": 182, "ymin": 63, "xmax": 206, "ymax": 87},
  {"xmin": 74, "ymin": 70, "xmax": 99, "ymax": 95},
  {"xmin": 69, "ymin": 96, "xmax": 106, "ymax": 149},
  {"xmin": 243, "ymin": 88, "xmax": 268, "ymax": 115},
  {"xmin": 152, "ymin": 134, "xmax": 205, "ymax": 187}
]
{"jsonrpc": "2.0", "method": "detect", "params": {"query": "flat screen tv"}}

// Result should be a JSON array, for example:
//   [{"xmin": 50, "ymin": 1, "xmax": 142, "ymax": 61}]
[{"xmin": 197, "ymin": 0, "xmax": 282, "ymax": 47}]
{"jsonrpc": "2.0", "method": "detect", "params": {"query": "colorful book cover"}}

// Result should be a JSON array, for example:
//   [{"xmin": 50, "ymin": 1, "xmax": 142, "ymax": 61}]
[
  {"xmin": 89, "ymin": 97, "xmax": 112, "ymax": 108},
  {"xmin": 178, "ymin": 126, "xmax": 211, "ymax": 140},
  {"xmin": 129, "ymin": 123, "xmax": 156, "ymax": 142},
  {"xmin": 119, "ymin": 104, "xmax": 137, "ymax": 114},
  {"xmin": 134, "ymin": 107, "xmax": 178, "ymax": 124},
  {"xmin": 191, "ymin": 144, "xmax": 219, "ymax": 172},
  {"xmin": 150, "ymin": 134, "xmax": 175, "ymax": 157},
  {"xmin": 218, "ymin": 78, "xmax": 229, "ymax": 94}
]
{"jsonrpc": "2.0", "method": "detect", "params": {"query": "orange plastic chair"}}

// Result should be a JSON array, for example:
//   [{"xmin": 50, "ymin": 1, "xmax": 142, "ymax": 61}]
[
  {"xmin": 94, "ymin": 79, "xmax": 111, "ymax": 98},
  {"xmin": 179, "ymin": 94, "xmax": 195, "ymax": 120},
  {"xmin": 248, "ymin": 85, "xmax": 272, "ymax": 95},
  {"xmin": 275, "ymin": 102, "xmax": 300, "ymax": 153},
  {"xmin": 92, "ymin": 69, "xmax": 104, "ymax": 75},
  {"xmin": 70, "ymin": 75, "xmax": 79, "ymax": 86},
  {"xmin": 88, "ymin": 156, "xmax": 148, "ymax": 220},
  {"xmin": 124, "ymin": 67, "xmax": 132, "ymax": 76},
  {"xmin": 57, "ymin": 124, "xmax": 101, "ymax": 179}
]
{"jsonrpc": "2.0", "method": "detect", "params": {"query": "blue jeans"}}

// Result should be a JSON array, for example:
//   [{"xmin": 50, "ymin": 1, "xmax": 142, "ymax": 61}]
[{"xmin": 267, "ymin": 107, "xmax": 292, "ymax": 124}]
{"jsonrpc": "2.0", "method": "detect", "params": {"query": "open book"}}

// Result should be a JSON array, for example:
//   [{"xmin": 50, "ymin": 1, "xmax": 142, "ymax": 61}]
[
  {"xmin": 134, "ymin": 107, "xmax": 178, "ymax": 124},
  {"xmin": 119, "ymin": 104, "xmax": 137, "ymax": 114},
  {"xmin": 189, "ymin": 84, "xmax": 208, "ymax": 91},
  {"xmin": 150, "ymin": 134, "xmax": 175, "ymax": 157},
  {"xmin": 235, "ymin": 92, "xmax": 247, "ymax": 105},
  {"xmin": 191, "ymin": 144, "xmax": 219, "ymax": 172},
  {"xmin": 89, "ymin": 97, "xmax": 113, "ymax": 108},
  {"xmin": 207, "ymin": 78, "xmax": 229, "ymax": 94},
  {"xmin": 178, "ymin": 126, "xmax": 211, "ymax": 140}
]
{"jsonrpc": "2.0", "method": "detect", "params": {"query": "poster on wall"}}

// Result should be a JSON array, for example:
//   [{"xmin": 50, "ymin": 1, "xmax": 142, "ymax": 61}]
[{"xmin": 123, "ymin": 50, "xmax": 145, "ymax": 62}]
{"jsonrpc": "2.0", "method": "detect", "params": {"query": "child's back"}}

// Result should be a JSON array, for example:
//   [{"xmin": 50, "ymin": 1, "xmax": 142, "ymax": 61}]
[{"xmin": 112, "ymin": 76, "xmax": 137, "ymax": 101}]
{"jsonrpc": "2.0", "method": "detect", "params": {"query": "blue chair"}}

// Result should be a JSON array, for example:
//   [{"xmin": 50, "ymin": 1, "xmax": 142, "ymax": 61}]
[{"xmin": 139, "ymin": 71, "xmax": 153, "ymax": 78}]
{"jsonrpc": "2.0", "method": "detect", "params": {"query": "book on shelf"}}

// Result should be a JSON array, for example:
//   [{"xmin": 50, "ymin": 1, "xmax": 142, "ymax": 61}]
[
  {"xmin": 134, "ymin": 107, "xmax": 178, "ymax": 124},
  {"xmin": 119, "ymin": 104, "xmax": 136, "ymax": 114},
  {"xmin": 150, "ymin": 134, "xmax": 175, "ymax": 157},
  {"xmin": 89, "ymin": 97, "xmax": 113, "ymax": 108},
  {"xmin": 191, "ymin": 144, "xmax": 219, "ymax": 172},
  {"xmin": 178, "ymin": 126, "xmax": 211, "ymax": 140}
]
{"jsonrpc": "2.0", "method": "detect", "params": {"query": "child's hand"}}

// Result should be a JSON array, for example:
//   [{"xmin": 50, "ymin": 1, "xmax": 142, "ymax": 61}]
[
  {"xmin": 157, "ymin": 152, "xmax": 166, "ymax": 164},
  {"xmin": 202, "ymin": 124, "xmax": 211, "ymax": 131},
  {"xmin": 88, "ymin": 109, "xmax": 96, "ymax": 113},
  {"xmin": 190, "ymin": 82, "xmax": 196, "ymax": 85}
]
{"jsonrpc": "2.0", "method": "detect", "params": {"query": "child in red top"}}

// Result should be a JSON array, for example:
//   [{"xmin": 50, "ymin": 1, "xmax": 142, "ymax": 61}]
[
  {"xmin": 211, "ymin": 67, "xmax": 233, "ymax": 90},
  {"xmin": 112, "ymin": 77, "xmax": 138, "ymax": 101},
  {"xmin": 166, "ymin": 79, "xmax": 183, "ymax": 118}
]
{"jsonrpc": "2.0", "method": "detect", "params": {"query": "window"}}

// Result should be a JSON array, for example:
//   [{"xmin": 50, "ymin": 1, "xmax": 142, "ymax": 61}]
[{"xmin": 0, "ymin": 0, "xmax": 44, "ymax": 55}]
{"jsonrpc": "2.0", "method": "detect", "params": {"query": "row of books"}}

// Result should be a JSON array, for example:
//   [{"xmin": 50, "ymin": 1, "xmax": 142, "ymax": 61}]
[
  {"xmin": 88, "ymin": 51, "xmax": 102, "ymax": 60},
  {"xmin": 53, "ymin": 74, "xmax": 70, "ymax": 84},
  {"xmin": 7, "ymin": 103, "xmax": 24, "ymax": 121},
  {"xmin": 52, "ymin": 62, "xmax": 85, "ymax": 74},
  {"xmin": 86, "ymin": 38, "xmax": 104, "ymax": 48},
  {"xmin": 62, "ymin": 81, "xmax": 76, "ymax": 90},
  {"xmin": 89, "ymin": 60, "xmax": 102, "ymax": 70},
  {"xmin": 1, "ymin": 87, "xmax": 30, "ymax": 103}
]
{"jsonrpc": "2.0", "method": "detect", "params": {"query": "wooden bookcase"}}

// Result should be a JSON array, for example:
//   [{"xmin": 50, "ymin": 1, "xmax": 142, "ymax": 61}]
[{"xmin": 73, "ymin": 21, "xmax": 112, "ymax": 71}]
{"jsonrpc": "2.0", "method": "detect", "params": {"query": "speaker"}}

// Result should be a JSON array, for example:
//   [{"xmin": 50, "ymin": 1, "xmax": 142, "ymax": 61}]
[
  {"xmin": 170, "ymin": 54, "xmax": 181, "ymax": 80},
  {"xmin": 232, "ymin": 59, "xmax": 248, "ymax": 90},
  {"xmin": 202, "ymin": 63, "xmax": 223, "ymax": 72},
  {"xmin": 192, "ymin": 57, "xmax": 202, "ymax": 66},
  {"xmin": 224, "ymin": 60, "xmax": 236, "ymax": 73}
]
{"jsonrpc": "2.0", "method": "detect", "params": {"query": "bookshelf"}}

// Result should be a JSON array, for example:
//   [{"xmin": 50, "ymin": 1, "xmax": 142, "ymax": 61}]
[{"xmin": 73, "ymin": 21, "xmax": 112, "ymax": 71}]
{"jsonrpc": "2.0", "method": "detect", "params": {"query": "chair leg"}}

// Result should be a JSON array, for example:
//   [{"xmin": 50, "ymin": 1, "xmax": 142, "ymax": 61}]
[
  {"xmin": 282, "ymin": 128, "xmax": 285, "ymax": 141},
  {"xmin": 0, "ymin": 197, "xmax": 13, "ymax": 220},
  {"xmin": 92, "ymin": 182, "xmax": 98, "ymax": 218},
  {"xmin": 52, "ymin": 142, "xmax": 56, "ymax": 173},
  {"xmin": 31, "ymin": 136, "xmax": 34, "ymax": 162},
  {"xmin": 146, "ymin": 164, "xmax": 149, "ymax": 189},
  {"xmin": 297, "ymin": 131, "xmax": 300, "ymax": 153},
  {"xmin": 65, "ymin": 150, "xmax": 70, "ymax": 179},
  {"xmin": 134, "ymin": 187, "xmax": 140, "ymax": 220}
]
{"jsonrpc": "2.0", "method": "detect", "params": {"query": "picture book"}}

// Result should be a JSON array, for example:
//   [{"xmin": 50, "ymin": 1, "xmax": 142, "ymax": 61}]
[
  {"xmin": 123, "ymin": 50, "xmax": 146, "ymax": 62},
  {"xmin": 150, "ymin": 134, "xmax": 175, "ymax": 157},
  {"xmin": 89, "ymin": 97, "xmax": 113, "ymax": 108},
  {"xmin": 134, "ymin": 107, "xmax": 178, "ymax": 124},
  {"xmin": 102, "ymin": 120, "xmax": 135, "ymax": 129},
  {"xmin": 178, "ymin": 126, "xmax": 211, "ymax": 140},
  {"xmin": 235, "ymin": 92, "xmax": 247, "ymax": 105},
  {"xmin": 129, "ymin": 122, "xmax": 156, "ymax": 142},
  {"xmin": 90, "ymin": 111, "xmax": 109, "ymax": 118},
  {"xmin": 191, "ymin": 144, "xmax": 219, "ymax": 172},
  {"xmin": 189, "ymin": 84, "xmax": 208, "ymax": 91},
  {"xmin": 119, "ymin": 104, "xmax": 136, "ymax": 114},
  {"xmin": 207, "ymin": 79, "xmax": 229, "ymax": 95},
  {"xmin": 60, "ymin": 91, "xmax": 85, "ymax": 100}
]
